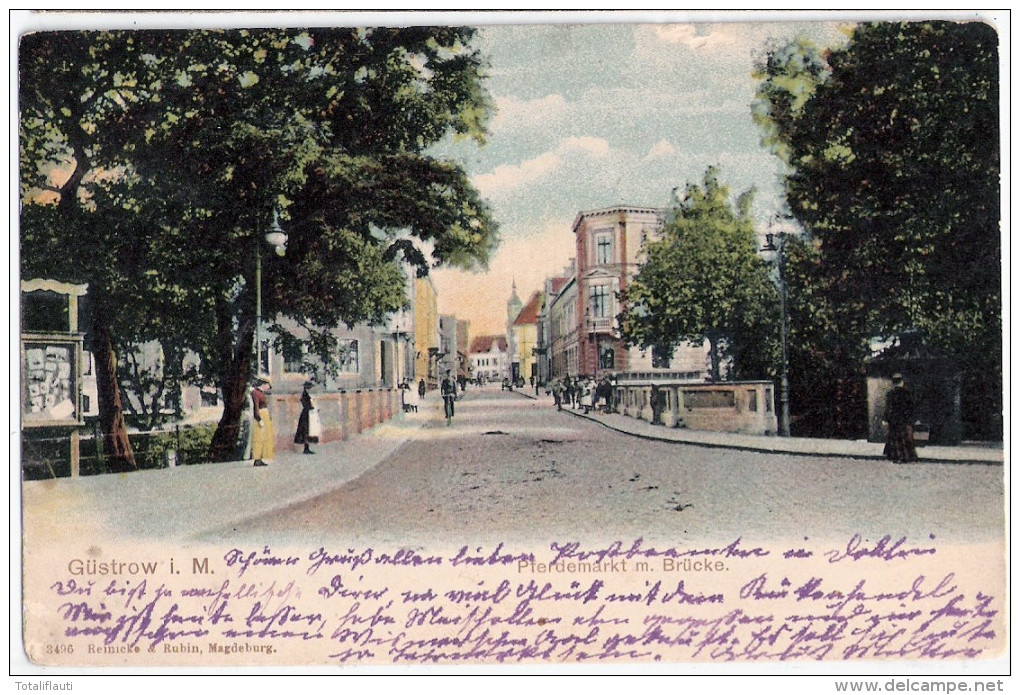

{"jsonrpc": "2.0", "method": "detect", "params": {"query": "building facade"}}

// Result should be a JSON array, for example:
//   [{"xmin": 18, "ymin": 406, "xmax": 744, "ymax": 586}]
[
  {"xmin": 456, "ymin": 319, "xmax": 471, "ymax": 381},
  {"xmin": 541, "ymin": 206, "xmax": 709, "ymax": 382},
  {"xmin": 573, "ymin": 206, "xmax": 664, "ymax": 377},
  {"xmin": 548, "ymin": 272, "xmax": 579, "ymax": 380},
  {"xmin": 539, "ymin": 272, "xmax": 571, "ymax": 385},
  {"xmin": 469, "ymin": 335, "xmax": 509, "ymax": 383},
  {"xmin": 438, "ymin": 314, "xmax": 459, "ymax": 379},
  {"xmin": 260, "ymin": 318, "xmax": 404, "ymax": 395},
  {"xmin": 414, "ymin": 276, "xmax": 440, "ymax": 390},
  {"xmin": 512, "ymin": 290, "xmax": 542, "ymax": 384}
]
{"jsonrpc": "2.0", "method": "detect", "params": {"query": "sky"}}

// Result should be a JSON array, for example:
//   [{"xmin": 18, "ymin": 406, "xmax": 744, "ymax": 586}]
[
  {"xmin": 11, "ymin": 9, "xmax": 997, "ymax": 340},
  {"xmin": 428, "ymin": 16, "xmax": 851, "ymax": 336}
]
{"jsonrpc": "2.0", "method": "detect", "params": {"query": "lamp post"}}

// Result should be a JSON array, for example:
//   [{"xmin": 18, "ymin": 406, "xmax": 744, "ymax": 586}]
[
  {"xmin": 761, "ymin": 218, "xmax": 790, "ymax": 437},
  {"xmin": 532, "ymin": 346, "xmax": 547, "ymax": 394},
  {"xmin": 255, "ymin": 209, "xmax": 288, "ymax": 373},
  {"xmin": 585, "ymin": 311, "xmax": 597, "ymax": 381},
  {"xmin": 391, "ymin": 329, "xmax": 411, "ymax": 388}
]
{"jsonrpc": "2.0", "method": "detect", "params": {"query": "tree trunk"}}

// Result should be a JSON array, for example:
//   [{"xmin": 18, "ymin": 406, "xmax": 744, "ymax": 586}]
[
  {"xmin": 208, "ymin": 298, "xmax": 255, "ymax": 462},
  {"xmin": 90, "ymin": 297, "xmax": 137, "ymax": 473},
  {"xmin": 707, "ymin": 332, "xmax": 722, "ymax": 382}
]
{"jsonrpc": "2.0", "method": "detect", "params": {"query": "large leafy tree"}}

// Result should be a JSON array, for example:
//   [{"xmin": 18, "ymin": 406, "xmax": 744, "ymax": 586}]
[
  {"xmin": 754, "ymin": 21, "xmax": 1001, "ymax": 438},
  {"xmin": 620, "ymin": 166, "xmax": 778, "ymax": 381},
  {"xmin": 20, "ymin": 27, "xmax": 499, "ymax": 468},
  {"xmin": 20, "ymin": 32, "xmax": 176, "ymax": 471}
]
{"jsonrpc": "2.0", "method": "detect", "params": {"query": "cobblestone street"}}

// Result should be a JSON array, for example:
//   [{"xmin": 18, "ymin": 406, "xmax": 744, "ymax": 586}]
[{"xmin": 213, "ymin": 387, "xmax": 1004, "ymax": 549}]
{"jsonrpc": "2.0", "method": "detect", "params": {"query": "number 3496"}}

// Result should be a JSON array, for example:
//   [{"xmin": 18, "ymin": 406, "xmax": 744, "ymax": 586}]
[{"xmin": 45, "ymin": 644, "xmax": 74, "ymax": 654}]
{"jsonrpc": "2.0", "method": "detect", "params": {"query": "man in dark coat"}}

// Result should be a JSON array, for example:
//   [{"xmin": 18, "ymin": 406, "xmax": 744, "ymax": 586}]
[
  {"xmin": 883, "ymin": 373, "xmax": 918, "ymax": 463},
  {"xmin": 441, "ymin": 370, "xmax": 457, "ymax": 424}
]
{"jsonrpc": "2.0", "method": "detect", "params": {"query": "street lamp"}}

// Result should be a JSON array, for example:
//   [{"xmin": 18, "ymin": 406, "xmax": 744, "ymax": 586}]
[
  {"xmin": 391, "ymin": 329, "xmax": 411, "ymax": 388},
  {"xmin": 761, "ymin": 218, "xmax": 790, "ymax": 437},
  {"xmin": 532, "ymin": 345, "xmax": 547, "ymax": 393},
  {"xmin": 585, "ymin": 310, "xmax": 597, "ymax": 381},
  {"xmin": 255, "ymin": 209, "xmax": 288, "ymax": 373}
]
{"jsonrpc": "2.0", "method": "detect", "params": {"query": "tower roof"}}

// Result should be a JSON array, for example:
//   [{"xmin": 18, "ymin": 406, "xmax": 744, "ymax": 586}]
[{"xmin": 508, "ymin": 279, "xmax": 521, "ymax": 305}]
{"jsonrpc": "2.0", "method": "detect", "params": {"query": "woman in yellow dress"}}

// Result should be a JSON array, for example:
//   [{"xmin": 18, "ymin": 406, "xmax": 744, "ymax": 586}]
[{"xmin": 251, "ymin": 375, "xmax": 275, "ymax": 467}]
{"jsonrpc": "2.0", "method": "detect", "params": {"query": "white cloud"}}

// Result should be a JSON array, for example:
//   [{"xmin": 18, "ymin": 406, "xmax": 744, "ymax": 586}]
[
  {"xmin": 560, "ymin": 136, "xmax": 611, "ymax": 158},
  {"xmin": 490, "ymin": 94, "xmax": 568, "ymax": 132},
  {"xmin": 473, "ymin": 153, "xmax": 560, "ymax": 197},
  {"xmin": 652, "ymin": 23, "xmax": 741, "ymax": 53},
  {"xmin": 473, "ymin": 136, "xmax": 611, "ymax": 197},
  {"xmin": 644, "ymin": 139, "xmax": 677, "ymax": 160}
]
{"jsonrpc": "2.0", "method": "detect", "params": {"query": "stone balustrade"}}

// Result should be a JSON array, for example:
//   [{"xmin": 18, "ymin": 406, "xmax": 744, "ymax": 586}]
[{"xmin": 613, "ymin": 380, "xmax": 778, "ymax": 435}]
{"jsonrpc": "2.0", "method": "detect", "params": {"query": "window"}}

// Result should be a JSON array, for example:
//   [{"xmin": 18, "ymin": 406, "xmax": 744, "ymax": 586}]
[
  {"xmin": 596, "ymin": 233, "xmax": 613, "ymax": 265},
  {"xmin": 748, "ymin": 389, "xmax": 758, "ymax": 412},
  {"xmin": 652, "ymin": 345, "xmax": 671, "ymax": 369},
  {"xmin": 338, "ymin": 339, "xmax": 359, "ymax": 374},
  {"xmin": 590, "ymin": 285, "xmax": 610, "ymax": 318},
  {"xmin": 599, "ymin": 344, "xmax": 615, "ymax": 370},
  {"xmin": 283, "ymin": 343, "xmax": 305, "ymax": 374}
]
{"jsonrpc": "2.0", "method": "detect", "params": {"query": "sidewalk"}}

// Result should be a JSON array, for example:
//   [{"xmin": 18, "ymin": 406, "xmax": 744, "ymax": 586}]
[
  {"xmin": 21, "ymin": 409, "xmax": 431, "ymax": 543},
  {"xmin": 516, "ymin": 390, "xmax": 1004, "ymax": 465}
]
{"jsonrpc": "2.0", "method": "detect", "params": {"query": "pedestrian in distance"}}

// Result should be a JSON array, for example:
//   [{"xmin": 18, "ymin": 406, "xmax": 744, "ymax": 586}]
[
  {"xmin": 581, "ymin": 378, "xmax": 595, "ymax": 414},
  {"xmin": 597, "ymin": 377, "xmax": 613, "ymax": 414},
  {"xmin": 883, "ymin": 373, "xmax": 919, "ymax": 463},
  {"xmin": 552, "ymin": 379, "xmax": 564, "ymax": 411},
  {"xmin": 251, "ymin": 375, "xmax": 275, "ymax": 467},
  {"xmin": 418, "ymin": 378, "xmax": 426, "ymax": 401},
  {"xmin": 441, "ymin": 369, "xmax": 457, "ymax": 425},
  {"xmin": 293, "ymin": 380, "xmax": 317, "ymax": 455}
]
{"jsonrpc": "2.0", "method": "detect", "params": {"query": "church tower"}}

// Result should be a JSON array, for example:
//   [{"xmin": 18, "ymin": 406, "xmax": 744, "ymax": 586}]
[
  {"xmin": 506, "ymin": 281, "xmax": 523, "ymax": 381},
  {"xmin": 506, "ymin": 279, "xmax": 522, "ymax": 325}
]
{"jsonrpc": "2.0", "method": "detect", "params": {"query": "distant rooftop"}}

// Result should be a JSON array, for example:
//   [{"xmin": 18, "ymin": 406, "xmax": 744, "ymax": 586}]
[
  {"xmin": 572, "ymin": 205, "xmax": 665, "ymax": 231},
  {"xmin": 469, "ymin": 335, "xmax": 508, "ymax": 353},
  {"xmin": 514, "ymin": 291, "xmax": 543, "ymax": 326},
  {"xmin": 549, "ymin": 276, "xmax": 570, "ymax": 294}
]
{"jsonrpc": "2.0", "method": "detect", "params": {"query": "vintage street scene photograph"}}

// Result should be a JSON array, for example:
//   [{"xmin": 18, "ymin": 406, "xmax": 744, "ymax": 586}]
[{"xmin": 14, "ymin": 9, "xmax": 1006, "ymax": 683}]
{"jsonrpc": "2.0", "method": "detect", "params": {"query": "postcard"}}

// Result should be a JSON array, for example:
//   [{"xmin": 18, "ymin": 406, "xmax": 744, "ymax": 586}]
[{"xmin": 12, "ymin": 9, "xmax": 1007, "ymax": 683}]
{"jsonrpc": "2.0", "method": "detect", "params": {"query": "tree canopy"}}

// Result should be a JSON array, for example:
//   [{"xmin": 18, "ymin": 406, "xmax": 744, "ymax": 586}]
[
  {"xmin": 753, "ymin": 21, "xmax": 1000, "ymax": 437},
  {"xmin": 620, "ymin": 166, "xmax": 778, "ymax": 381},
  {"xmin": 20, "ymin": 27, "xmax": 500, "ymax": 465}
]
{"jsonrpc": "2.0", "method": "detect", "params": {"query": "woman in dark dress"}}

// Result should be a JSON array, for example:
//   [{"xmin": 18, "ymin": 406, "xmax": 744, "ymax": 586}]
[
  {"xmin": 883, "ymin": 373, "xmax": 917, "ymax": 463},
  {"xmin": 294, "ymin": 381, "xmax": 316, "ymax": 455}
]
